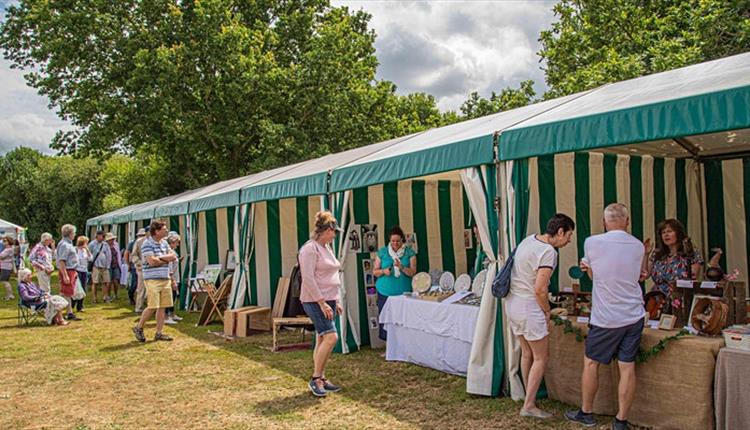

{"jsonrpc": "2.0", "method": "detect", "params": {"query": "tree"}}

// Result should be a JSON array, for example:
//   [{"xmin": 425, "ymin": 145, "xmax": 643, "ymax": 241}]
[
  {"xmin": 539, "ymin": 0, "xmax": 750, "ymax": 98},
  {"xmin": 0, "ymin": 0, "xmax": 432, "ymax": 192},
  {"xmin": 459, "ymin": 80, "xmax": 536, "ymax": 120}
]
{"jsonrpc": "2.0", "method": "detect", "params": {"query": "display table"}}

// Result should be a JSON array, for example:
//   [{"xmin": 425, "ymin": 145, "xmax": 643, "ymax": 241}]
[
  {"xmin": 546, "ymin": 321, "xmax": 724, "ymax": 430},
  {"xmin": 715, "ymin": 347, "xmax": 750, "ymax": 430},
  {"xmin": 379, "ymin": 295, "xmax": 479, "ymax": 376}
]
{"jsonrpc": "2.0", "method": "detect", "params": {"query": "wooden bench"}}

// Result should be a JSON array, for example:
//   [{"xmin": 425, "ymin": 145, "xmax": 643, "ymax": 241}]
[{"xmin": 271, "ymin": 276, "xmax": 312, "ymax": 351}]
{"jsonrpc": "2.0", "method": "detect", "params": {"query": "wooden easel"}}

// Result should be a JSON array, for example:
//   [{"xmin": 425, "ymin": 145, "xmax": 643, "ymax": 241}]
[{"xmin": 197, "ymin": 274, "xmax": 233, "ymax": 326}]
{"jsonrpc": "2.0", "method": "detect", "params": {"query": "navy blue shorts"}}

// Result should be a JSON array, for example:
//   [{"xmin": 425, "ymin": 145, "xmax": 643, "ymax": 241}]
[
  {"xmin": 302, "ymin": 300, "xmax": 338, "ymax": 336},
  {"xmin": 585, "ymin": 318, "xmax": 644, "ymax": 364}
]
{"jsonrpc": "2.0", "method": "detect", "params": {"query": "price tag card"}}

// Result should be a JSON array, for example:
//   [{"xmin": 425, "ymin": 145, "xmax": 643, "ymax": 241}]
[
  {"xmin": 700, "ymin": 281, "xmax": 718, "ymax": 289},
  {"xmin": 676, "ymin": 280, "xmax": 694, "ymax": 289},
  {"xmin": 648, "ymin": 320, "xmax": 660, "ymax": 329},
  {"xmin": 576, "ymin": 316, "xmax": 590, "ymax": 324},
  {"xmin": 561, "ymin": 286, "xmax": 573, "ymax": 293}
]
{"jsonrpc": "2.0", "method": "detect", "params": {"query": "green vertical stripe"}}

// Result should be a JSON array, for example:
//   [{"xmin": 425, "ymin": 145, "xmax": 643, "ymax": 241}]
[
  {"xmin": 653, "ymin": 157, "xmax": 666, "ymax": 223},
  {"xmin": 537, "ymin": 155, "xmax": 558, "ymax": 292},
  {"xmin": 675, "ymin": 159, "xmax": 688, "ymax": 225},
  {"xmin": 744, "ymin": 158, "xmax": 750, "ymax": 288},
  {"xmin": 438, "ymin": 180, "xmax": 456, "ymax": 273},
  {"xmin": 629, "ymin": 156, "xmax": 644, "ymax": 240},
  {"xmin": 205, "ymin": 209, "xmax": 220, "ymax": 265},
  {"xmin": 411, "ymin": 181, "xmax": 430, "ymax": 272},
  {"xmin": 295, "ymin": 197, "xmax": 309, "ymax": 248},
  {"xmin": 603, "ymin": 154, "xmax": 617, "ymax": 205},
  {"xmin": 462, "ymin": 189, "xmax": 477, "ymax": 275},
  {"xmin": 383, "ymin": 182, "xmax": 400, "ymax": 233},
  {"xmin": 574, "ymin": 153, "xmax": 592, "ymax": 292},
  {"xmin": 704, "ymin": 161, "xmax": 727, "ymax": 271},
  {"xmin": 227, "ymin": 206, "xmax": 235, "ymax": 252},
  {"xmin": 267, "ymin": 200, "xmax": 282, "ymax": 305},
  {"xmin": 352, "ymin": 188, "xmax": 371, "ymax": 347}
]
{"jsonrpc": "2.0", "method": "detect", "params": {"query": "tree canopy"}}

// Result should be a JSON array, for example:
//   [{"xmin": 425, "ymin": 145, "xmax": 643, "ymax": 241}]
[{"xmin": 539, "ymin": 0, "xmax": 750, "ymax": 98}]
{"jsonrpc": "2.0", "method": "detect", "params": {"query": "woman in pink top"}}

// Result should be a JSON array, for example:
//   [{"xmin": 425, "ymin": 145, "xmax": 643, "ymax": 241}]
[{"xmin": 300, "ymin": 210, "xmax": 343, "ymax": 397}]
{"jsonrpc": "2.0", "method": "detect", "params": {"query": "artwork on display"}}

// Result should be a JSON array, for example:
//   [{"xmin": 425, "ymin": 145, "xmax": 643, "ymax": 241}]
[
  {"xmin": 405, "ymin": 232, "xmax": 418, "ymax": 254},
  {"xmin": 361, "ymin": 224, "xmax": 378, "ymax": 253},
  {"xmin": 348, "ymin": 226, "xmax": 362, "ymax": 253},
  {"xmin": 362, "ymin": 259, "xmax": 376, "ymax": 288},
  {"xmin": 224, "ymin": 249, "xmax": 236, "ymax": 271},
  {"xmin": 365, "ymin": 273, "xmax": 376, "ymax": 286},
  {"xmin": 658, "ymin": 314, "xmax": 677, "ymax": 330},
  {"xmin": 463, "ymin": 229, "xmax": 473, "ymax": 249},
  {"xmin": 369, "ymin": 316, "xmax": 379, "ymax": 329}
]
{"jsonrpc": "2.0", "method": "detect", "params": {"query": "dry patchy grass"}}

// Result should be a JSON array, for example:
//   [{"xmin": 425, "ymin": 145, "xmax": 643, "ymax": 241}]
[{"xmin": 0, "ymin": 278, "xmax": 618, "ymax": 430}]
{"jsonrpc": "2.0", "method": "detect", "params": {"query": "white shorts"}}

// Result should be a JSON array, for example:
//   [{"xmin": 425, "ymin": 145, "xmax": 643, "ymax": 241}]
[{"xmin": 506, "ymin": 295, "xmax": 549, "ymax": 341}]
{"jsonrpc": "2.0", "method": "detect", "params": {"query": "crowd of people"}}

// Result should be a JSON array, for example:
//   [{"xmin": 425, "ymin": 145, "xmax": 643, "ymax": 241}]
[{"xmin": 10, "ymin": 221, "xmax": 184, "ymax": 333}]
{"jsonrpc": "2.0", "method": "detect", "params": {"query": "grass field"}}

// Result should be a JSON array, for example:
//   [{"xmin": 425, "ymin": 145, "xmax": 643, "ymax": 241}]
[{"xmin": 0, "ymin": 275, "xmax": 613, "ymax": 430}]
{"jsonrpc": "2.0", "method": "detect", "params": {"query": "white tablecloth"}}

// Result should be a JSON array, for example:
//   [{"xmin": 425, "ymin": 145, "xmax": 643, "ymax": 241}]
[{"xmin": 379, "ymin": 295, "xmax": 480, "ymax": 376}]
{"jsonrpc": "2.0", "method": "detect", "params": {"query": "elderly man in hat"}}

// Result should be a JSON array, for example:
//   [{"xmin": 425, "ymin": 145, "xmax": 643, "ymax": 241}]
[
  {"xmin": 130, "ymin": 226, "xmax": 150, "ymax": 313},
  {"xmin": 105, "ymin": 232, "xmax": 122, "ymax": 301},
  {"xmin": 88, "ymin": 230, "xmax": 112, "ymax": 303},
  {"xmin": 123, "ymin": 228, "xmax": 147, "ymax": 306}
]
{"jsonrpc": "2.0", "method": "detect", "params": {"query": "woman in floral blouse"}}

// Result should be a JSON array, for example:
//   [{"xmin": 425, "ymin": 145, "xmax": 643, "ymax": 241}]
[{"xmin": 642, "ymin": 219, "xmax": 704, "ymax": 296}]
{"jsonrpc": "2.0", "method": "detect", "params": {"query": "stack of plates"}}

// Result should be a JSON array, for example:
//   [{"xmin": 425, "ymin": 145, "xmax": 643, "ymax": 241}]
[
  {"xmin": 438, "ymin": 272, "xmax": 455, "ymax": 292},
  {"xmin": 454, "ymin": 274, "xmax": 471, "ymax": 292},
  {"xmin": 412, "ymin": 272, "xmax": 431, "ymax": 294},
  {"xmin": 472, "ymin": 269, "xmax": 487, "ymax": 297}
]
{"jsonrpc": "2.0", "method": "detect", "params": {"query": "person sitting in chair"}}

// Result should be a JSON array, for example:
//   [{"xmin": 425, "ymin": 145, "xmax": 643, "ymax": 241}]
[{"xmin": 17, "ymin": 268, "xmax": 69, "ymax": 325}]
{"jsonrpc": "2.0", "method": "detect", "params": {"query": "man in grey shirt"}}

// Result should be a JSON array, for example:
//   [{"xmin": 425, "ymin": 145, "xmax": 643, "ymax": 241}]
[{"xmin": 88, "ymin": 230, "xmax": 112, "ymax": 303}]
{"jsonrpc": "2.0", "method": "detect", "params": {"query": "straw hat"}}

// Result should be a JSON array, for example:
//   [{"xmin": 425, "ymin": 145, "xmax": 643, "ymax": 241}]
[{"xmin": 104, "ymin": 232, "xmax": 116, "ymax": 241}]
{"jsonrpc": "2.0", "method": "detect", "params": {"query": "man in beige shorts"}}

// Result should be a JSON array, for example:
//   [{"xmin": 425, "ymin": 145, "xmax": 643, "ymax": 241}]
[{"xmin": 88, "ymin": 230, "xmax": 111, "ymax": 303}]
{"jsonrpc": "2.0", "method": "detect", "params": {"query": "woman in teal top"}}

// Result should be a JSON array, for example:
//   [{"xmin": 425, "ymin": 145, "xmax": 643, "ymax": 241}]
[{"xmin": 373, "ymin": 226, "xmax": 417, "ymax": 341}]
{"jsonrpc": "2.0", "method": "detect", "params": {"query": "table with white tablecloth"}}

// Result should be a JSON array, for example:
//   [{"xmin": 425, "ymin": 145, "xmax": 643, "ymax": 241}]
[{"xmin": 379, "ymin": 295, "xmax": 480, "ymax": 376}]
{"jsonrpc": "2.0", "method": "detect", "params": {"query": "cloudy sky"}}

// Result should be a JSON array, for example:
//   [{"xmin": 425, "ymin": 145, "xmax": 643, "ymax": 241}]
[{"xmin": 0, "ymin": 0, "xmax": 557, "ymax": 154}]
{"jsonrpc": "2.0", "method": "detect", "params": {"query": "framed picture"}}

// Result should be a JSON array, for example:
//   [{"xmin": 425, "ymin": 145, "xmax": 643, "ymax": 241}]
[
  {"xmin": 348, "ymin": 226, "xmax": 362, "ymax": 253},
  {"xmin": 224, "ymin": 249, "xmax": 236, "ymax": 271},
  {"xmin": 361, "ymin": 224, "xmax": 378, "ymax": 253},
  {"xmin": 658, "ymin": 314, "xmax": 676, "ymax": 330},
  {"xmin": 463, "ymin": 229, "xmax": 473, "ymax": 249},
  {"xmin": 406, "ymin": 232, "xmax": 418, "ymax": 254},
  {"xmin": 362, "ymin": 259, "xmax": 373, "ymax": 274},
  {"xmin": 365, "ymin": 273, "xmax": 376, "ymax": 286}
]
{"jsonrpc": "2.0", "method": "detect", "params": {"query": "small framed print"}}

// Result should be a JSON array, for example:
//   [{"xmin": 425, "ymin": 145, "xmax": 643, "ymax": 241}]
[
  {"xmin": 463, "ymin": 229, "xmax": 473, "ymax": 249},
  {"xmin": 658, "ymin": 314, "xmax": 677, "ymax": 330}
]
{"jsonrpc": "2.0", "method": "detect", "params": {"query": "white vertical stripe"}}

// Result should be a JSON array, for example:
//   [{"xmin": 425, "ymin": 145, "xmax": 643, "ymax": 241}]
[
  {"xmin": 616, "ymin": 154, "xmax": 631, "ymax": 219},
  {"xmin": 664, "ymin": 158, "xmax": 677, "ymax": 219},
  {"xmin": 641, "ymin": 156, "xmax": 656, "ymax": 241},
  {"xmin": 178, "ymin": 216, "xmax": 187, "ymax": 279},
  {"xmin": 279, "ymin": 198, "xmax": 298, "ymax": 278},
  {"xmin": 397, "ymin": 181, "xmax": 414, "ymax": 234},
  {"xmin": 308, "ymin": 196, "xmax": 321, "ymax": 237},
  {"xmin": 424, "ymin": 180, "xmax": 443, "ymax": 270},
  {"xmin": 686, "ymin": 160, "xmax": 705, "ymax": 255},
  {"xmin": 526, "ymin": 158, "xmax": 540, "ymax": 236},
  {"xmin": 554, "ymin": 153, "xmax": 578, "ymax": 290},
  {"xmin": 589, "ymin": 152, "xmax": 605, "ymax": 235},
  {"xmin": 450, "ymin": 181, "xmax": 468, "ymax": 275},
  {"xmin": 722, "ymin": 160, "xmax": 748, "ymax": 284},
  {"xmin": 254, "ymin": 202, "xmax": 271, "ymax": 307},
  {"xmin": 196, "ymin": 212, "xmax": 208, "ymax": 271},
  {"xmin": 367, "ymin": 184, "xmax": 386, "ymax": 252},
  {"xmin": 216, "ymin": 208, "xmax": 230, "ymax": 268}
]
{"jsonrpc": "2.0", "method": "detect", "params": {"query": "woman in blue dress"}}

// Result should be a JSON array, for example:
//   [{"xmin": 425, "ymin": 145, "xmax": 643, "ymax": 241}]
[{"xmin": 373, "ymin": 226, "xmax": 417, "ymax": 341}]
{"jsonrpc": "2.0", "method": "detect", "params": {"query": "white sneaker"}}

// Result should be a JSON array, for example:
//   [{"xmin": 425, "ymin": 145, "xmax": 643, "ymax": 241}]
[
  {"xmin": 171, "ymin": 315, "xmax": 183, "ymax": 321},
  {"xmin": 164, "ymin": 318, "xmax": 177, "ymax": 325}
]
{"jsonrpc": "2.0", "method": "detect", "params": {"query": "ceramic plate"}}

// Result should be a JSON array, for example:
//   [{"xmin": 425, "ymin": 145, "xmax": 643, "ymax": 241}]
[
  {"xmin": 472, "ymin": 269, "xmax": 487, "ymax": 297},
  {"xmin": 439, "ymin": 272, "xmax": 455, "ymax": 292},
  {"xmin": 454, "ymin": 274, "xmax": 472, "ymax": 293},
  {"xmin": 412, "ymin": 272, "xmax": 432, "ymax": 293},
  {"xmin": 429, "ymin": 269, "xmax": 443, "ymax": 286}
]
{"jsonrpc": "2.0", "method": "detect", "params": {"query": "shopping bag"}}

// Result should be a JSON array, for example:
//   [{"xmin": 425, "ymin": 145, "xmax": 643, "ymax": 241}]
[{"xmin": 72, "ymin": 277, "xmax": 86, "ymax": 300}]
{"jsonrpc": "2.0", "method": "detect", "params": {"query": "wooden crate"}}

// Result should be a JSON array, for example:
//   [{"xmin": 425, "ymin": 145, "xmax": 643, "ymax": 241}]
[{"xmin": 236, "ymin": 306, "xmax": 272, "ymax": 337}]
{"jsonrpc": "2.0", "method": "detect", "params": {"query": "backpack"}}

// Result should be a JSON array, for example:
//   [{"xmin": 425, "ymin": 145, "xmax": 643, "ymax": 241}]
[
  {"xmin": 491, "ymin": 248, "xmax": 517, "ymax": 299},
  {"xmin": 285, "ymin": 263, "xmax": 305, "ymax": 317}
]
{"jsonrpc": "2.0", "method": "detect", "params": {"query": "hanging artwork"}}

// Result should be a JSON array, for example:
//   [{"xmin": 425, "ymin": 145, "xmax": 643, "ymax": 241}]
[
  {"xmin": 348, "ymin": 226, "xmax": 362, "ymax": 253},
  {"xmin": 463, "ymin": 229, "xmax": 473, "ymax": 249},
  {"xmin": 361, "ymin": 224, "xmax": 378, "ymax": 253}
]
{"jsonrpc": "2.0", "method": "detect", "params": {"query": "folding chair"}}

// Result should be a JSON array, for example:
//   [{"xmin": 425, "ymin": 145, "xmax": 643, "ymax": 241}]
[{"xmin": 17, "ymin": 300, "xmax": 43, "ymax": 326}]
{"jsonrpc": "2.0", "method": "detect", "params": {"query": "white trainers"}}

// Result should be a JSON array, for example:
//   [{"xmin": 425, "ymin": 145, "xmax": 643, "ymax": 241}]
[
  {"xmin": 164, "ymin": 318, "xmax": 177, "ymax": 325},
  {"xmin": 171, "ymin": 315, "xmax": 183, "ymax": 321}
]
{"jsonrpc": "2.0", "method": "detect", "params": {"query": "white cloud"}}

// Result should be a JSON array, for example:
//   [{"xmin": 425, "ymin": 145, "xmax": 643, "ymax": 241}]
[
  {"xmin": 0, "ymin": 59, "xmax": 68, "ymax": 154},
  {"xmin": 334, "ymin": 0, "xmax": 557, "ymax": 110}
]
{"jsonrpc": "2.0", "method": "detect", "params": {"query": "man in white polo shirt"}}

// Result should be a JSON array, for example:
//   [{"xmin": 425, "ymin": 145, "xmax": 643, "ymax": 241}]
[{"xmin": 565, "ymin": 203, "xmax": 646, "ymax": 430}]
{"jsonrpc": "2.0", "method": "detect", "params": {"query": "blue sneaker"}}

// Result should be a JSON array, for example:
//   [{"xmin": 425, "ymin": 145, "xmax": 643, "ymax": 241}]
[
  {"xmin": 308, "ymin": 378, "xmax": 327, "ymax": 397},
  {"xmin": 321, "ymin": 378, "xmax": 341, "ymax": 393},
  {"xmin": 564, "ymin": 409, "xmax": 596, "ymax": 427}
]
